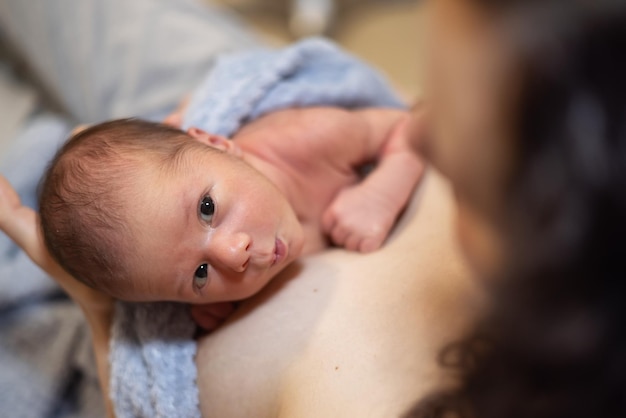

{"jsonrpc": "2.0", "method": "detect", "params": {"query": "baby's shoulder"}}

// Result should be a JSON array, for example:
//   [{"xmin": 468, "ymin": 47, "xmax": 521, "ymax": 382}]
[
  {"xmin": 246, "ymin": 107, "xmax": 363, "ymax": 154},
  {"xmin": 277, "ymin": 107, "xmax": 370, "ymax": 156}
]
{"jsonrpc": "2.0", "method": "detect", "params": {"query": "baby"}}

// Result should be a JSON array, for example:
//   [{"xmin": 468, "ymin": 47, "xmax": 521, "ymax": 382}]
[{"xmin": 39, "ymin": 106, "xmax": 423, "ymax": 329}]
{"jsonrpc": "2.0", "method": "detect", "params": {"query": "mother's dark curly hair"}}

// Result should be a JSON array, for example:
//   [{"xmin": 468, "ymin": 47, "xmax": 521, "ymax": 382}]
[{"xmin": 408, "ymin": 1, "xmax": 626, "ymax": 416}]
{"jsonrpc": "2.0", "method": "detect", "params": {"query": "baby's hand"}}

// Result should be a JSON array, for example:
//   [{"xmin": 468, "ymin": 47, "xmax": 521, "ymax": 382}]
[
  {"xmin": 163, "ymin": 95, "xmax": 191, "ymax": 128},
  {"xmin": 322, "ymin": 184, "xmax": 399, "ymax": 253},
  {"xmin": 190, "ymin": 301, "xmax": 236, "ymax": 332}
]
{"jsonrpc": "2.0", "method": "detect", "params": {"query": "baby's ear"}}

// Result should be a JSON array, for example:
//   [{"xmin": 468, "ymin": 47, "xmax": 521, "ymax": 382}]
[{"xmin": 186, "ymin": 127, "xmax": 241, "ymax": 157}]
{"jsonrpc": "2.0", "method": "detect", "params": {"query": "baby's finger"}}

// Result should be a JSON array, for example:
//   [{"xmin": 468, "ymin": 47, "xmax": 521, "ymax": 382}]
[
  {"xmin": 344, "ymin": 232, "xmax": 362, "ymax": 252},
  {"xmin": 321, "ymin": 208, "xmax": 337, "ymax": 235},
  {"xmin": 70, "ymin": 124, "xmax": 90, "ymax": 136},
  {"xmin": 207, "ymin": 302, "xmax": 235, "ymax": 319},
  {"xmin": 190, "ymin": 307, "xmax": 221, "ymax": 331},
  {"xmin": 163, "ymin": 96, "xmax": 191, "ymax": 127},
  {"xmin": 359, "ymin": 236, "xmax": 383, "ymax": 253},
  {"xmin": 163, "ymin": 113, "xmax": 183, "ymax": 128},
  {"xmin": 330, "ymin": 223, "xmax": 350, "ymax": 247}
]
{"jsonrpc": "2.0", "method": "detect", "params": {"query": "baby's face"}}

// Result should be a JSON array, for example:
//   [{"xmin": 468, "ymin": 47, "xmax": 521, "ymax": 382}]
[{"xmin": 120, "ymin": 142, "xmax": 305, "ymax": 304}]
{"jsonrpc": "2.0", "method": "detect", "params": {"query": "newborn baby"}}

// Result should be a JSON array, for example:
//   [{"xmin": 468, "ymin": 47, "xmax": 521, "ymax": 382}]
[{"xmin": 39, "ymin": 106, "xmax": 422, "ymax": 329}]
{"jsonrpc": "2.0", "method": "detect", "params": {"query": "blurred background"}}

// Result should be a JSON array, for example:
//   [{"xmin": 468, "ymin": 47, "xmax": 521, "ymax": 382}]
[
  {"xmin": 209, "ymin": 0, "xmax": 423, "ymax": 95},
  {"xmin": 0, "ymin": 0, "xmax": 423, "ymax": 155}
]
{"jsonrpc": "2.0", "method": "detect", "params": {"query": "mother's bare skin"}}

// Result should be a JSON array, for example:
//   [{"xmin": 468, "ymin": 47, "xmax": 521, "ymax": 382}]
[{"xmin": 196, "ymin": 170, "xmax": 484, "ymax": 417}]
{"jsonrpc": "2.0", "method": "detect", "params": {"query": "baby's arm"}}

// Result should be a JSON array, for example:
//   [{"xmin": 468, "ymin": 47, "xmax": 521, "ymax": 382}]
[
  {"xmin": 322, "ymin": 108, "xmax": 425, "ymax": 252},
  {"xmin": 0, "ymin": 175, "xmax": 115, "ymax": 417}
]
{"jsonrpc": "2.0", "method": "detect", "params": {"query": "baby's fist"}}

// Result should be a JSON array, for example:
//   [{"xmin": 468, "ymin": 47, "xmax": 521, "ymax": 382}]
[{"xmin": 322, "ymin": 185, "xmax": 398, "ymax": 253}]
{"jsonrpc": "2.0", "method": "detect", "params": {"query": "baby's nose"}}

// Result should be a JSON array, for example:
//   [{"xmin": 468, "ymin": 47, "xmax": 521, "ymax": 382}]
[{"xmin": 210, "ymin": 232, "xmax": 251, "ymax": 272}]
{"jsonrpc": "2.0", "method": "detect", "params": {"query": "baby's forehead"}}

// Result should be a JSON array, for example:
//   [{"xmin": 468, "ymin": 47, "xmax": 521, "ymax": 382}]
[{"xmin": 119, "ymin": 143, "xmax": 237, "ymax": 203}]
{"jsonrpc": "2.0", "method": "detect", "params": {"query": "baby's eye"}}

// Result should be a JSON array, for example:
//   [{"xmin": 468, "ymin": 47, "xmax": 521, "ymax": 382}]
[
  {"xmin": 199, "ymin": 195, "xmax": 215, "ymax": 223},
  {"xmin": 194, "ymin": 263, "xmax": 209, "ymax": 290}
]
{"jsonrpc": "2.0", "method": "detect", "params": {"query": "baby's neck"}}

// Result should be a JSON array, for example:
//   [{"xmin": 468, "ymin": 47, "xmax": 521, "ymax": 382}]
[
  {"xmin": 240, "ymin": 148, "xmax": 303, "ymax": 210},
  {"xmin": 236, "ymin": 143, "xmax": 328, "ymax": 254}
]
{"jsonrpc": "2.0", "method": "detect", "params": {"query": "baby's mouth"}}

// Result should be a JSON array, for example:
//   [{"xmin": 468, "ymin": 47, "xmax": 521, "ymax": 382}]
[{"xmin": 271, "ymin": 238, "xmax": 286, "ymax": 266}]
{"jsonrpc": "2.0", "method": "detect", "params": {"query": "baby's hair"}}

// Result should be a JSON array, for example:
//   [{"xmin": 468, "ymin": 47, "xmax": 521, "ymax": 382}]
[{"xmin": 39, "ymin": 118, "xmax": 208, "ymax": 296}]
